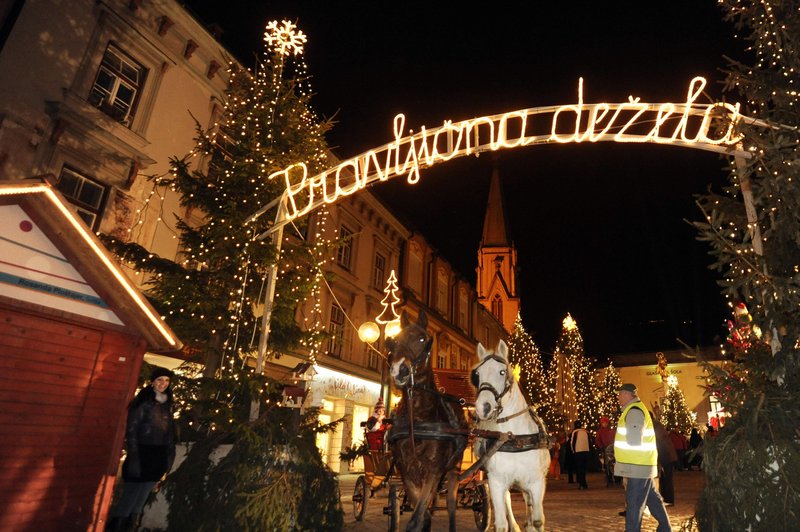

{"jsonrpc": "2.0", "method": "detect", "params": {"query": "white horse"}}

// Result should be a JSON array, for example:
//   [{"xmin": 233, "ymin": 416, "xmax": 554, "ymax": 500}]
[{"xmin": 471, "ymin": 339, "xmax": 551, "ymax": 532}]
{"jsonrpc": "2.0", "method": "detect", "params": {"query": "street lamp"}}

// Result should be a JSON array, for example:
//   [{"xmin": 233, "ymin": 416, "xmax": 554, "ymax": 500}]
[
  {"xmin": 359, "ymin": 270, "xmax": 403, "ymax": 404},
  {"xmin": 357, "ymin": 321, "xmax": 380, "ymax": 344}
]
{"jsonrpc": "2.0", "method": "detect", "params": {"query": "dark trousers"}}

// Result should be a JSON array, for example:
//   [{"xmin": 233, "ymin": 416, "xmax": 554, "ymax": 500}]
[
  {"xmin": 659, "ymin": 463, "xmax": 675, "ymax": 504},
  {"xmin": 573, "ymin": 451, "xmax": 589, "ymax": 488},
  {"xmin": 110, "ymin": 480, "xmax": 157, "ymax": 519}
]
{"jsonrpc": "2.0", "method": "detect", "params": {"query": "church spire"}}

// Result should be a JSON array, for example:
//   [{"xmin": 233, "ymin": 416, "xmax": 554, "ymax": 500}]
[
  {"xmin": 476, "ymin": 164, "xmax": 519, "ymax": 334},
  {"xmin": 481, "ymin": 165, "xmax": 509, "ymax": 247}
]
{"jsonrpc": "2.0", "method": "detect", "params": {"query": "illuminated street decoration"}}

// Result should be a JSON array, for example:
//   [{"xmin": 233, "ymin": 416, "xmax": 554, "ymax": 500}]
[
  {"xmin": 375, "ymin": 270, "xmax": 401, "ymax": 324},
  {"xmin": 266, "ymin": 76, "xmax": 747, "ymax": 231},
  {"xmin": 264, "ymin": 20, "xmax": 307, "ymax": 56}
]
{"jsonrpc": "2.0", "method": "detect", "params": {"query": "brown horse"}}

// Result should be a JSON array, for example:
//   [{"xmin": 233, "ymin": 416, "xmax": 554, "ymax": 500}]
[{"xmin": 386, "ymin": 310, "xmax": 468, "ymax": 532}]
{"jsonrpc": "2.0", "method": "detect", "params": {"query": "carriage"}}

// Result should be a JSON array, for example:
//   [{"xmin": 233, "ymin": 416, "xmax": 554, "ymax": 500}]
[
  {"xmin": 351, "ymin": 383, "xmax": 491, "ymax": 530},
  {"xmin": 362, "ymin": 310, "xmax": 551, "ymax": 532}
]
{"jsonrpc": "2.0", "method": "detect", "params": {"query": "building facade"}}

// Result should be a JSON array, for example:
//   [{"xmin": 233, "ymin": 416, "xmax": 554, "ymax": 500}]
[
  {"xmin": 0, "ymin": 0, "xmax": 513, "ymax": 477},
  {"xmin": 0, "ymin": 0, "xmax": 231, "ymax": 264},
  {"xmin": 271, "ymin": 191, "xmax": 509, "ymax": 473}
]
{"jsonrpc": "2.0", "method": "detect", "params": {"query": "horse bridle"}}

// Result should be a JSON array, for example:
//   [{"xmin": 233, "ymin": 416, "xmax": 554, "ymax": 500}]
[{"xmin": 471, "ymin": 354, "xmax": 515, "ymax": 418}]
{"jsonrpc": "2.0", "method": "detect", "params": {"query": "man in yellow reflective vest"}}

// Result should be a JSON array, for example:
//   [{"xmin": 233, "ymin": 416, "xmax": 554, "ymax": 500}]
[{"xmin": 614, "ymin": 383, "xmax": 672, "ymax": 532}]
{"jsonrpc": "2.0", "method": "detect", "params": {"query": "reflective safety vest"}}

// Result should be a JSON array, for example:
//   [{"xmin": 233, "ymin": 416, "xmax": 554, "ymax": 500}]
[{"xmin": 614, "ymin": 401, "xmax": 657, "ymax": 466}]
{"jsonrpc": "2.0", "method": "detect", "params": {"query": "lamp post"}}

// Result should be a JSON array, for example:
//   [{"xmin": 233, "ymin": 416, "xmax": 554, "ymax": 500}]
[{"xmin": 359, "ymin": 270, "xmax": 402, "ymax": 405}]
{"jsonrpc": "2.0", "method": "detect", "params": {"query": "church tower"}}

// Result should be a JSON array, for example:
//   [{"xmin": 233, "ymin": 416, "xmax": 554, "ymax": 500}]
[{"xmin": 476, "ymin": 166, "xmax": 519, "ymax": 334}]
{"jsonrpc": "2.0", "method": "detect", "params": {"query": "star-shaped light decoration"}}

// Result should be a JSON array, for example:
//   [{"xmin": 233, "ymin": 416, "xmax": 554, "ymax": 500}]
[{"xmin": 264, "ymin": 20, "xmax": 307, "ymax": 57}]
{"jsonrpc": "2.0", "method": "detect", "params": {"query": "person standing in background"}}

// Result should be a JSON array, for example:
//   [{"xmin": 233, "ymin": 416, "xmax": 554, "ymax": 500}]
[
  {"xmin": 106, "ymin": 367, "xmax": 176, "ymax": 532},
  {"xmin": 595, "ymin": 416, "xmax": 617, "ymax": 486},
  {"xmin": 669, "ymin": 428, "xmax": 688, "ymax": 471},
  {"xmin": 570, "ymin": 419, "xmax": 590, "ymax": 489}
]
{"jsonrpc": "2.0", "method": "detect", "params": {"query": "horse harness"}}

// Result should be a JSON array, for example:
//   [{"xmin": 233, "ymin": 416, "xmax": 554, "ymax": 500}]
[{"xmin": 471, "ymin": 354, "xmax": 552, "ymax": 454}]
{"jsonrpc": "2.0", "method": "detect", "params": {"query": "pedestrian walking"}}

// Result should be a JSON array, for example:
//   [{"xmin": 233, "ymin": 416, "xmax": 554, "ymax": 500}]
[
  {"xmin": 652, "ymin": 415, "xmax": 677, "ymax": 505},
  {"xmin": 570, "ymin": 419, "xmax": 590, "ymax": 489},
  {"xmin": 614, "ymin": 383, "xmax": 672, "ymax": 532},
  {"xmin": 687, "ymin": 427, "xmax": 703, "ymax": 470},
  {"xmin": 106, "ymin": 367, "xmax": 176, "ymax": 532}
]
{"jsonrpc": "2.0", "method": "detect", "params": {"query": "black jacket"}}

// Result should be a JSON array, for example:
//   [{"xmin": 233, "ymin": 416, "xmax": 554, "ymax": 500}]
[{"xmin": 122, "ymin": 386, "xmax": 176, "ymax": 482}]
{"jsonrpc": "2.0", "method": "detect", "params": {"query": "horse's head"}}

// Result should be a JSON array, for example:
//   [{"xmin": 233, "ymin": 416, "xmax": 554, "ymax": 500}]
[
  {"xmin": 386, "ymin": 310, "xmax": 433, "ymax": 389},
  {"xmin": 470, "ymin": 339, "xmax": 514, "ymax": 421}
]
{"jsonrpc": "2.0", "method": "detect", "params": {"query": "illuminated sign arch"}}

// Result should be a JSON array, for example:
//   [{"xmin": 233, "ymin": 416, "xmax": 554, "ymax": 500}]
[{"xmin": 261, "ymin": 76, "xmax": 754, "ymax": 233}]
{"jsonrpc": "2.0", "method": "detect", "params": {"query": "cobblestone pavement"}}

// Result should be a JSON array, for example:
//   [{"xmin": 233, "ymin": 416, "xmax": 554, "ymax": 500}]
[{"xmin": 339, "ymin": 469, "xmax": 704, "ymax": 531}]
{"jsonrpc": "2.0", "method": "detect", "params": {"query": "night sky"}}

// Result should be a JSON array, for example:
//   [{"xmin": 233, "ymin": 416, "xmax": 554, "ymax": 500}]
[{"xmin": 181, "ymin": 1, "xmax": 745, "ymax": 359}]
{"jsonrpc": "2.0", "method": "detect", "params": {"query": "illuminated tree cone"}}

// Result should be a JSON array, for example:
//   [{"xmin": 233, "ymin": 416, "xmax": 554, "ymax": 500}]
[
  {"xmin": 597, "ymin": 362, "xmax": 622, "ymax": 423},
  {"xmin": 506, "ymin": 313, "xmax": 547, "ymax": 411},
  {"xmin": 376, "ymin": 270, "xmax": 401, "ymax": 324},
  {"xmin": 658, "ymin": 378, "xmax": 695, "ymax": 436},
  {"xmin": 551, "ymin": 314, "xmax": 602, "ymax": 433}
]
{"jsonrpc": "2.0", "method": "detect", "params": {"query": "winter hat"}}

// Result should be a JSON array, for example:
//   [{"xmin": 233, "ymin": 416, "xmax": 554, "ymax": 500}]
[
  {"xmin": 600, "ymin": 416, "xmax": 610, "ymax": 423},
  {"xmin": 150, "ymin": 366, "xmax": 174, "ymax": 382},
  {"xmin": 374, "ymin": 397, "xmax": 385, "ymax": 412},
  {"xmin": 617, "ymin": 383, "xmax": 637, "ymax": 394}
]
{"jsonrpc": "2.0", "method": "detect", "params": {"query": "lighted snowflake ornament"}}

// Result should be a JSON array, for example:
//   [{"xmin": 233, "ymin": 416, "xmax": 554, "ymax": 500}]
[{"xmin": 264, "ymin": 20, "xmax": 307, "ymax": 56}]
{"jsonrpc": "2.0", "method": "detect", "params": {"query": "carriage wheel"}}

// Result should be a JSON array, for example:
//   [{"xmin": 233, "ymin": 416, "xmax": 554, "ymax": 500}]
[
  {"xmin": 472, "ymin": 483, "xmax": 490, "ymax": 531},
  {"xmin": 387, "ymin": 484, "xmax": 400, "ymax": 531},
  {"xmin": 353, "ymin": 475, "xmax": 368, "ymax": 521}
]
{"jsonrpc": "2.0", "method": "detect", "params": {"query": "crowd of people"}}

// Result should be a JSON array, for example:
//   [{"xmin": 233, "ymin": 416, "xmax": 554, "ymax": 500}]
[{"xmin": 542, "ymin": 382, "xmax": 715, "ymax": 531}]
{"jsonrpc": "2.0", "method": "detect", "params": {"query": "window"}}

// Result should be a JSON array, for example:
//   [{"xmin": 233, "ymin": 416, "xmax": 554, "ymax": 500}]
[
  {"xmin": 437, "ymin": 270, "xmax": 448, "ymax": 314},
  {"xmin": 56, "ymin": 167, "xmax": 107, "ymax": 230},
  {"xmin": 88, "ymin": 44, "xmax": 145, "ymax": 125},
  {"xmin": 366, "ymin": 343, "xmax": 378, "ymax": 370},
  {"xmin": 327, "ymin": 304, "xmax": 345, "ymax": 357},
  {"xmin": 450, "ymin": 347, "xmax": 458, "ymax": 369},
  {"xmin": 458, "ymin": 290, "xmax": 469, "ymax": 329},
  {"xmin": 336, "ymin": 226, "xmax": 353, "ymax": 269},
  {"xmin": 373, "ymin": 252, "xmax": 386, "ymax": 288},
  {"xmin": 437, "ymin": 353, "xmax": 446, "ymax": 369},
  {"xmin": 492, "ymin": 294, "xmax": 503, "ymax": 322},
  {"xmin": 408, "ymin": 248, "xmax": 422, "ymax": 294}
]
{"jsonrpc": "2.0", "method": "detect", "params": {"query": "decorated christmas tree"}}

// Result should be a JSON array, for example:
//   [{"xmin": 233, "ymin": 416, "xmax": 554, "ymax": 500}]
[
  {"xmin": 103, "ymin": 20, "xmax": 331, "ymax": 380},
  {"xmin": 554, "ymin": 313, "xmax": 602, "ymax": 433},
  {"xmin": 690, "ymin": 2, "xmax": 800, "ymax": 529},
  {"xmin": 539, "ymin": 354, "xmax": 567, "ymax": 434},
  {"xmin": 597, "ymin": 361, "xmax": 622, "ymax": 424},
  {"xmin": 104, "ymin": 20, "xmax": 343, "ymax": 529},
  {"xmin": 658, "ymin": 375, "xmax": 695, "ymax": 436},
  {"xmin": 506, "ymin": 313, "xmax": 548, "ymax": 410}
]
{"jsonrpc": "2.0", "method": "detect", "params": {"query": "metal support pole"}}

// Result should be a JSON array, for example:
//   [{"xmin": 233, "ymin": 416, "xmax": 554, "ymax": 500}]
[
  {"xmin": 734, "ymin": 145, "xmax": 763, "ymax": 257},
  {"xmin": 250, "ymin": 201, "xmax": 286, "ymax": 421}
]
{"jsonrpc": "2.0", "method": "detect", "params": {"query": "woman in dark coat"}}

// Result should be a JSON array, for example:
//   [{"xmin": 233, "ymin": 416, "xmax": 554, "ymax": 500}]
[{"xmin": 106, "ymin": 367, "xmax": 176, "ymax": 531}]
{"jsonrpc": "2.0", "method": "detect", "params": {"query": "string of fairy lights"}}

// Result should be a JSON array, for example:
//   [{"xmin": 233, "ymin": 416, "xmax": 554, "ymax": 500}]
[{"xmin": 115, "ymin": 21, "xmax": 398, "ymax": 428}]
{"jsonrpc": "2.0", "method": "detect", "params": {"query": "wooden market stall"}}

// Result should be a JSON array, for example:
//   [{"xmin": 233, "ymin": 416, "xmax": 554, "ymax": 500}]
[{"xmin": 0, "ymin": 180, "xmax": 182, "ymax": 531}]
